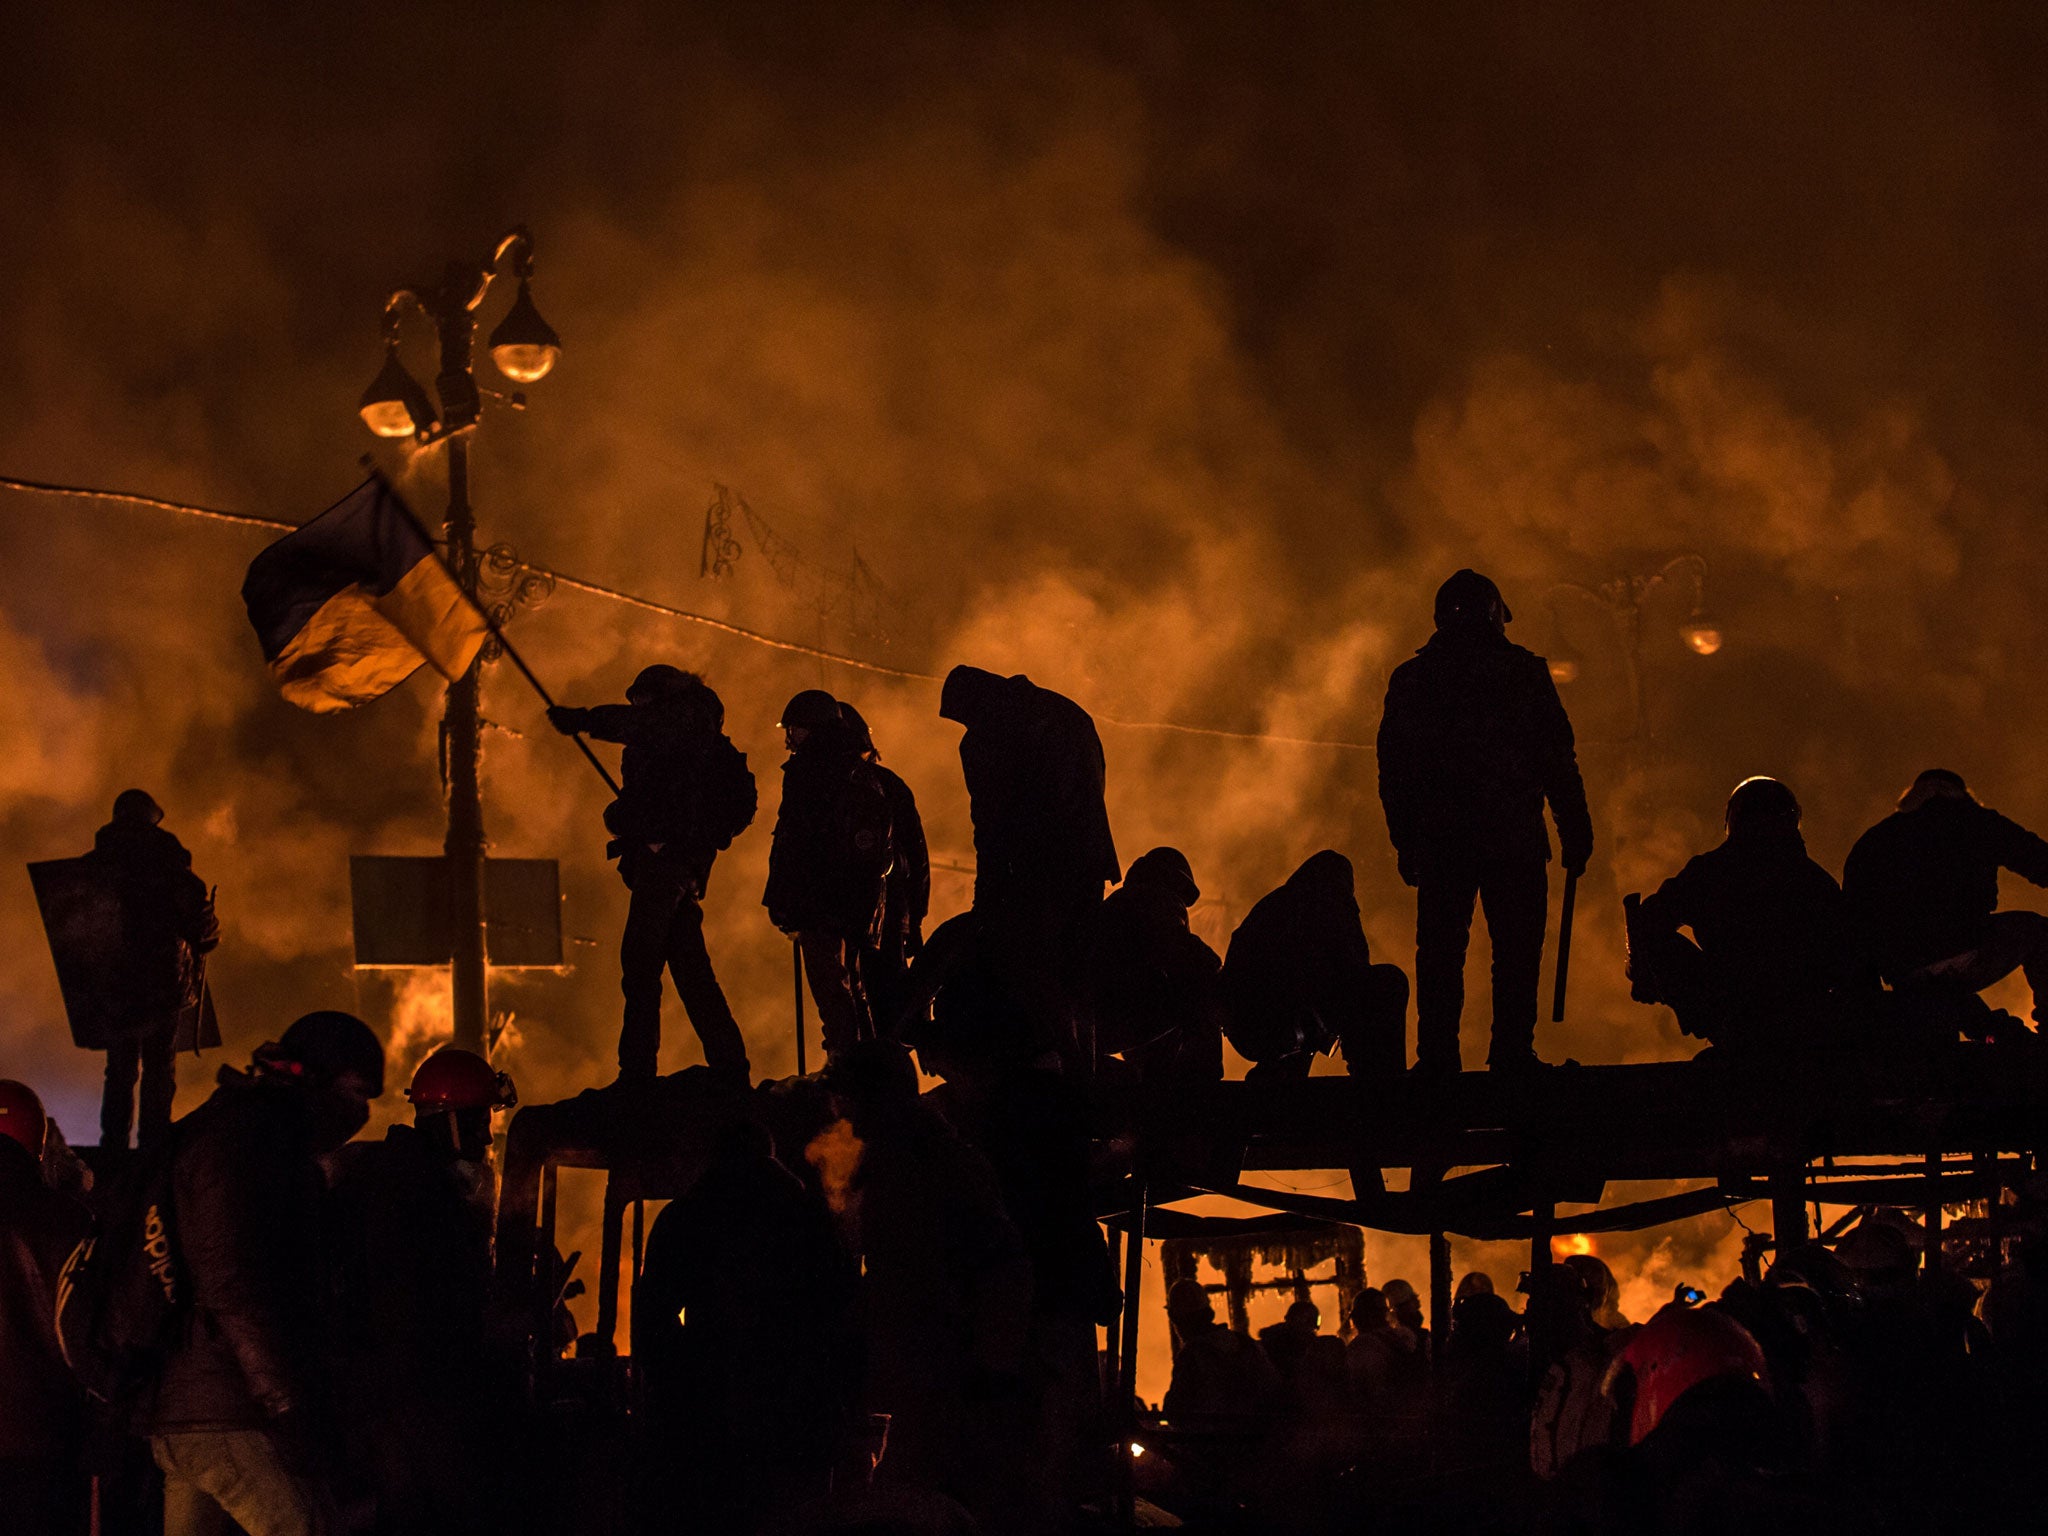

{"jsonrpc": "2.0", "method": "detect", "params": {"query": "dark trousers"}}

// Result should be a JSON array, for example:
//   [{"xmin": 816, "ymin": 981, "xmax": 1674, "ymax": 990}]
[
  {"xmin": 1902, "ymin": 910, "xmax": 2048, "ymax": 1023},
  {"xmin": 103, "ymin": 1026, "xmax": 176, "ymax": 1150},
  {"xmin": 619, "ymin": 875, "xmax": 749, "ymax": 1079},
  {"xmin": 796, "ymin": 930, "xmax": 868, "ymax": 1059},
  {"xmin": 1414, "ymin": 862, "xmax": 1548, "ymax": 1071},
  {"xmin": 1239, "ymin": 964, "xmax": 1410, "ymax": 1082}
]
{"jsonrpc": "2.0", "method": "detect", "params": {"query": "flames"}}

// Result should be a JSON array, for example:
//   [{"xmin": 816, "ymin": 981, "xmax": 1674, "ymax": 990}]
[{"xmin": 805, "ymin": 1116, "xmax": 865, "ymax": 1218}]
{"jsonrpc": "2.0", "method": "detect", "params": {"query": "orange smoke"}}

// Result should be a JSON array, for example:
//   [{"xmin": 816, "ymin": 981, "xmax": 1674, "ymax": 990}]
[{"xmin": 804, "ymin": 1116, "xmax": 865, "ymax": 1218}]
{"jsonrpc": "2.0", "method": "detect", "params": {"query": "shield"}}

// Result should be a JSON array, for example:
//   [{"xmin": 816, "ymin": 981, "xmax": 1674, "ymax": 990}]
[{"xmin": 27, "ymin": 858, "xmax": 221, "ymax": 1053}]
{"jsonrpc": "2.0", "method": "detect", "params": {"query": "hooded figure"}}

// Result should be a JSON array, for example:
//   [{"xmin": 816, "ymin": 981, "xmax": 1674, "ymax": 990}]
[
  {"xmin": 1627, "ymin": 778, "xmax": 1859, "ymax": 1053},
  {"xmin": 1378, "ymin": 571, "xmax": 1592, "ymax": 1073},
  {"xmin": 549, "ymin": 665, "xmax": 754, "ymax": 1081},
  {"xmin": 940, "ymin": 666, "xmax": 1120, "ymax": 1066},
  {"xmin": 81, "ymin": 789, "xmax": 219, "ymax": 1150},
  {"xmin": 1086, "ymin": 847, "xmax": 1226, "ymax": 1082},
  {"xmin": 1221, "ymin": 852, "xmax": 1409, "ymax": 1081},
  {"xmin": 1844, "ymin": 768, "xmax": 2048, "ymax": 1033}
]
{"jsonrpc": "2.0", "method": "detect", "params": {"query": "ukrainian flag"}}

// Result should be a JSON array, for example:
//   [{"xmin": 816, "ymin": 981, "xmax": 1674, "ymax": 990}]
[{"xmin": 241, "ymin": 475, "xmax": 488, "ymax": 713}]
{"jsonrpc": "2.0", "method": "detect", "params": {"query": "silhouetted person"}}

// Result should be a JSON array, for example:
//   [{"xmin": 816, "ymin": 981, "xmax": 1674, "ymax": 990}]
[
  {"xmin": 0, "ymin": 1081, "xmax": 91, "ymax": 1536},
  {"xmin": 1163, "ymin": 1279, "xmax": 1281, "ymax": 1420},
  {"xmin": 1627, "ymin": 777, "xmax": 1858, "ymax": 1055},
  {"xmin": 1261, "ymin": 1297, "xmax": 1346, "ymax": 1402},
  {"xmin": 766, "ymin": 691, "xmax": 895, "ymax": 1064},
  {"xmin": 940, "ymin": 665, "xmax": 1120, "ymax": 1066},
  {"xmin": 329, "ymin": 1048, "xmax": 515, "ymax": 1536},
  {"xmin": 1221, "ymin": 852, "xmax": 1409, "ymax": 1081},
  {"xmin": 1844, "ymin": 768, "xmax": 2048, "ymax": 1034},
  {"xmin": 637, "ymin": 1119, "xmax": 858, "ymax": 1529},
  {"xmin": 1087, "ymin": 847, "xmax": 1226, "ymax": 1082},
  {"xmin": 1382, "ymin": 1277, "xmax": 1430, "ymax": 1358},
  {"xmin": 550, "ymin": 665, "xmax": 755, "ymax": 1081},
  {"xmin": 83, "ymin": 789, "xmax": 219, "ymax": 1150},
  {"xmin": 147, "ymin": 1011, "xmax": 385, "ymax": 1536},
  {"xmin": 841, "ymin": 703, "xmax": 931, "ymax": 1040},
  {"xmin": 1379, "ymin": 571, "xmax": 1592, "ymax": 1073},
  {"xmin": 1445, "ymin": 1290, "xmax": 1529, "ymax": 1476},
  {"xmin": 1345, "ymin": 1287, "xmax": 1411, "ymax": 1410}
]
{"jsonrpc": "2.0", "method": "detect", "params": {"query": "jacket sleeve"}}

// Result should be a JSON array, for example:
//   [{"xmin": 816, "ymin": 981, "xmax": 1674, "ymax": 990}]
[
  {"xmin": 1532, "ymin": 663, "xmax": 1594, "ymax": 867},
  {"xmin": 1990, "ymin": 811, "xmax": 2048, "ymax": 890},
  {"xmin": 572, "ymin": 704, "xmax": 640, "ymax": 746},
  {"xmin": 894, "ymin": 783, "xmax": 932, "ymax": 922},
  {"xmin": 1635, "ymin": 862, "xmax": 1697, "ymax": 935},
  {"xmin": 1376, "ymin": 671, "xmax": 1424, "ymax": 861},
  {"xmin": 175, "ymin": 1112, "xmax": 316, "ymax": 1417}
]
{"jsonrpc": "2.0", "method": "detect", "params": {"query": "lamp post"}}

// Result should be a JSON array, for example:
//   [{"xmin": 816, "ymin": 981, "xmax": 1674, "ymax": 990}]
[
  {"xmin": 1544, "ymin": 554, "xmax": 1719, "ymax": 746},
  {"xmin": 358, "ymin": 227, "xmax": 561, "ymax": 1055}
]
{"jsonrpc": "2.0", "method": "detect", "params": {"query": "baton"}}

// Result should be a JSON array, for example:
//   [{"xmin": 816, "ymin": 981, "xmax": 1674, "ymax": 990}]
[
  {"xmin": 793, "ymin": 938, "xmax": 808, "ymax": 1077},
  {"xmin": 1551, "ymin": 868, "xmax": 1579, "ymax": 1024}
]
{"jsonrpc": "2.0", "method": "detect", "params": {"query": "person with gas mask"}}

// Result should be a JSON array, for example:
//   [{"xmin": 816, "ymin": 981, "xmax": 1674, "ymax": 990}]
[
  {"xmin": 549, "ymin": 664, "xmax": 756, "ymax": 1083},
  {"xmin": 330, "ymin": 1047, "xmax": 517, "ymax": 1536},
  {"xmin": 145, "ymin": 1010, "xmax": 385, "ymax": 1536}
]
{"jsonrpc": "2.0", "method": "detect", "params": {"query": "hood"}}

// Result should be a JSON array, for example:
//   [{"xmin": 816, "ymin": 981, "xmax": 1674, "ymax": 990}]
[{"xmin": 939, "ymin": 664, "xmax": 1019, "ymax": 727}]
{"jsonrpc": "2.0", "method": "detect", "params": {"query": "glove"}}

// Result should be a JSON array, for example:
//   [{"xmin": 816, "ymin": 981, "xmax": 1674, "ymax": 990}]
[
  {"xmin": 1564, "ymin": 847, "xmax": 1591, "ymax": 880},
  {"xmin": 1396, "ymin": 853, "xmax": 1420, "ymax": 889},
  {"xmin": 546, "ymin": 705, "xmax": 583, "ymax": 736}
]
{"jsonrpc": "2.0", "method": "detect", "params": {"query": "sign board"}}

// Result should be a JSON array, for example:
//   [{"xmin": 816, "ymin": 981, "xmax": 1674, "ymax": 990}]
[
  {"xmin": 349, "ymin": 855, "xmax": 564, "ymax": 968},
  {"xmin": 28, "ymin": 858, "xmax": 220, "ymax": 1052}
]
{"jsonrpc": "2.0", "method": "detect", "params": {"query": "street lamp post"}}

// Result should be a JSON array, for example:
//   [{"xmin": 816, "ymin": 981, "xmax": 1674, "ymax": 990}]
[
  {"xmin": 1545, "ymin": 554, "xmax": 1720, "ymax": 746},
  {"xmin": 358, "ymin": 227, "xmax": 561, "ymax": 1055}
]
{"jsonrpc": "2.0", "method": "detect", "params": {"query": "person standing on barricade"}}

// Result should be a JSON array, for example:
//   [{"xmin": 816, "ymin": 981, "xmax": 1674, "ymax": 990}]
[{"xmin": 549, "ymin": 664, "xmax": 756, "ymax": 1083}]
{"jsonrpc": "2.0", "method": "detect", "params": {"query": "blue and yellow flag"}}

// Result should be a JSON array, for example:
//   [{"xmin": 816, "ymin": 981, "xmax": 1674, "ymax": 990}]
[{"xmin": 241, "ymin": 476, "xmax": 487, "ymax": 713}]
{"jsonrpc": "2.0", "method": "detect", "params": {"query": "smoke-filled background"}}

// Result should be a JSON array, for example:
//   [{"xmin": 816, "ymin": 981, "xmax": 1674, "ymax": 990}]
[{"xmin": 6, "ymin": 1, "xmax": 2048, "ymax": 1384}]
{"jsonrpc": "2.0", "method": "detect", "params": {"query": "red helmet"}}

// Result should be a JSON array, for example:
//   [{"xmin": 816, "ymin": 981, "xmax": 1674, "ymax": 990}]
[
  {"xmin": 0, "ymin": 1080, "xmax": 48, "ymax": 1158},
  {"xmin": 406, "ymin": 1049, "xmax": 516, "ymax": 1114},
  {"xmin": 1606, "ymin": 1303, "xmax": 1770, "ymax": 1446}
]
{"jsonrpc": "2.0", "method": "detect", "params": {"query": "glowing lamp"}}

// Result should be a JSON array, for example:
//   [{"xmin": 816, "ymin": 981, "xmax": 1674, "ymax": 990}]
[
  {"xmin": 359, "ymin": 345, "xmax": 436, "ymax": 439},
  {"xmin": 488, "ymin": 280, "xmax": 560, "ymax": 383},
  {"xmin": 1681, "ymin": 614, "xmax": 1723, "ymax": 656}
]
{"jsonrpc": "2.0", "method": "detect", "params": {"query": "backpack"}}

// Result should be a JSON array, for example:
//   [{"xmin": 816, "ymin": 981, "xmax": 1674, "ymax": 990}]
[
  {"xmin": 55, "ymin": 1134, "xmax": 189, "ymax": 1413},
  {"xmin": 698, "ymin": 733, "xmax": 757, "ymax": 851}
]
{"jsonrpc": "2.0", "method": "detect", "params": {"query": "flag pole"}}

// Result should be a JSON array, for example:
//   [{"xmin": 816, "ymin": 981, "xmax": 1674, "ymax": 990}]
[{"xmin": 372, "ymin": 468, "xmax": 622, "ymax": 798}]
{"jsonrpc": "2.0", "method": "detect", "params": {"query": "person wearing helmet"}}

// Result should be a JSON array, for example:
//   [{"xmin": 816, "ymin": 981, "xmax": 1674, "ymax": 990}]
[
  {"xmin": 1844, "ymin": 768, "xmax": 2048, "ymax": 1039},
  {"xmin": 1085, "ymin": 846, "xmax": 1226, "ymax": 1082},
  {"xmin": 548, "ymin": 665, "xmax": 755, "ymax": 1081},
  {"xmin": 939, "ymin": 665, "xmax": 1120, "ymax": 1068},
  {"xmin": 145, "ymin": 1011, "xmax": 385, "ymax": 1536},
  {"xmin": 0, "ymin": 1080, "xmax": 92, "ymax": 1536},
  {"xmin": 840, "ymin": 702, "xmax": 931, "ymax": 1039},
  {"xmin": 1221, "ymin": 852, "xmax": 1409, "ymax": 1084},
  {"xmin": 1625, "ymin": 777, "xmax": 1860, "ymax": 1056},
  {"xmin": 765, "ymin": 692, "xmax": 895, "ymax": 1064},
  {"xmin": 1378, "ymin": 572, "xmax": 1592, "ymax": 1074},
  {"xmin": 329, "ymin": 1048, "xmax": 515, "ymax": 1536},
  {"xmin": 78, "ymin": 788, "xmax": 220, "ymax": 1150}
]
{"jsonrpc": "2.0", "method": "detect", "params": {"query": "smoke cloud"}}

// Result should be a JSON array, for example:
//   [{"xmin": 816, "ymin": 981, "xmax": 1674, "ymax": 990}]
[{"xmin": 5, "ymin": 3, "xmax": 2047, "ymax": 1383}]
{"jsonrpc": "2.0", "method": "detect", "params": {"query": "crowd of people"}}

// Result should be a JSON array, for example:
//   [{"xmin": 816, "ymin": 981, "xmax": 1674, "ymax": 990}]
[{"xmin": 7, "ymin": 566, "xmax": 2048, "ymax": 1533}]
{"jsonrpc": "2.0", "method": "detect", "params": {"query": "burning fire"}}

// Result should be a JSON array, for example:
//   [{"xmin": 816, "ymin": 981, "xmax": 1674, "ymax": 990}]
[
  {"xmin": 1552, "ymin": 1233, "xmax": 1596, "ymax": 1259},
  {"xmin": 805, "ymin": 1117, "xmax": 865, "ymax": 1217}
]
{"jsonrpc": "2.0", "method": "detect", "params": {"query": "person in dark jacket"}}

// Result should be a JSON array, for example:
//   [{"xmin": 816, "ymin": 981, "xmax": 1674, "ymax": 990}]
[
  {"xmin": 1221, "ymin": 852, "xmax": 1409, "ymax": 1082},
  {"xmin": 1627, "ymin": 777, "xmax": 1859, "ymax": 1054},
  {"xmin": 1379, "ymin": 571, "xmax": 1593, "ymax": 1074},
  {"xmin": 766, "ymin": 690, "xmax": 895, "ymax": 1065},
  {"xmin": 83, "ymin": 789, "xmax": 219, "ymax": 1150},
  {"xmin": 329, "ymin": 1048, "xmax": 514, "ymax": 1536},
  {"xmin": 1086, "ymin": 847, "xmax": 1226, "ymax": 1082},
  {"xmin": 635, "ymin": 1118, "xmax": 859, "ymax": 1529},
  {"xmin": 550, "ymin": 664, "xmax": 753, "ymax": 1082},
  {"xmin": 148, "ymin": 1011, "xmax": 385, "ymax": 1536},
  {"xmin": 1844, "ymin": 769, "xmax": 2048, "ymax": 1032},
  {"xmin": 940, "ymin": 665, "xmax": 1120, "ymax": 1066},
  {"xmin": 0, "ymin": 1080, "xmax": 92, "ymax": 1536},
  {"xmin": 841, "ymin": 702, "xmax": 931, "ymax": 1040}
]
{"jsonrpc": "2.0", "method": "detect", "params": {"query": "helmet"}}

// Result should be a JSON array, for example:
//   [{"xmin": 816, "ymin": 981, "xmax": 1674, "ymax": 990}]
[
  {"xmin": 1725, "ymin": 777, "xmax": 1801, "ymax": 837},
  {"xmin": 1434, "ymin": 569, "xmax": 1512, "ymax": 631},
  {"xmin": 274, "ymin": 1011, "xmax": 387, "ymax": 1096},
  {"xmin": 627, "ymin": 664, "xmax": 694, "ymax": 705},
  {"xmin": 0, "ymin": 1080, "xmax": 47, "ymax": 1158},
  {"xmin": 112, "ymin": 788, "xmax": 165, "ymax": 826},
  {"xmin": 779, "ymin": 689, "xmax": 843, "ymax": 734},
  {"xmin": 407, "ymin": 1048, "xmax": 517, "ymax": 1114},
  {"xmin": 1606, "ymin": 1303, "xmax": 1769, "ymax": 1446},
  {"xmin": 1123, "ymin": 847, "xmax": 1199, "ymax": 907}
]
